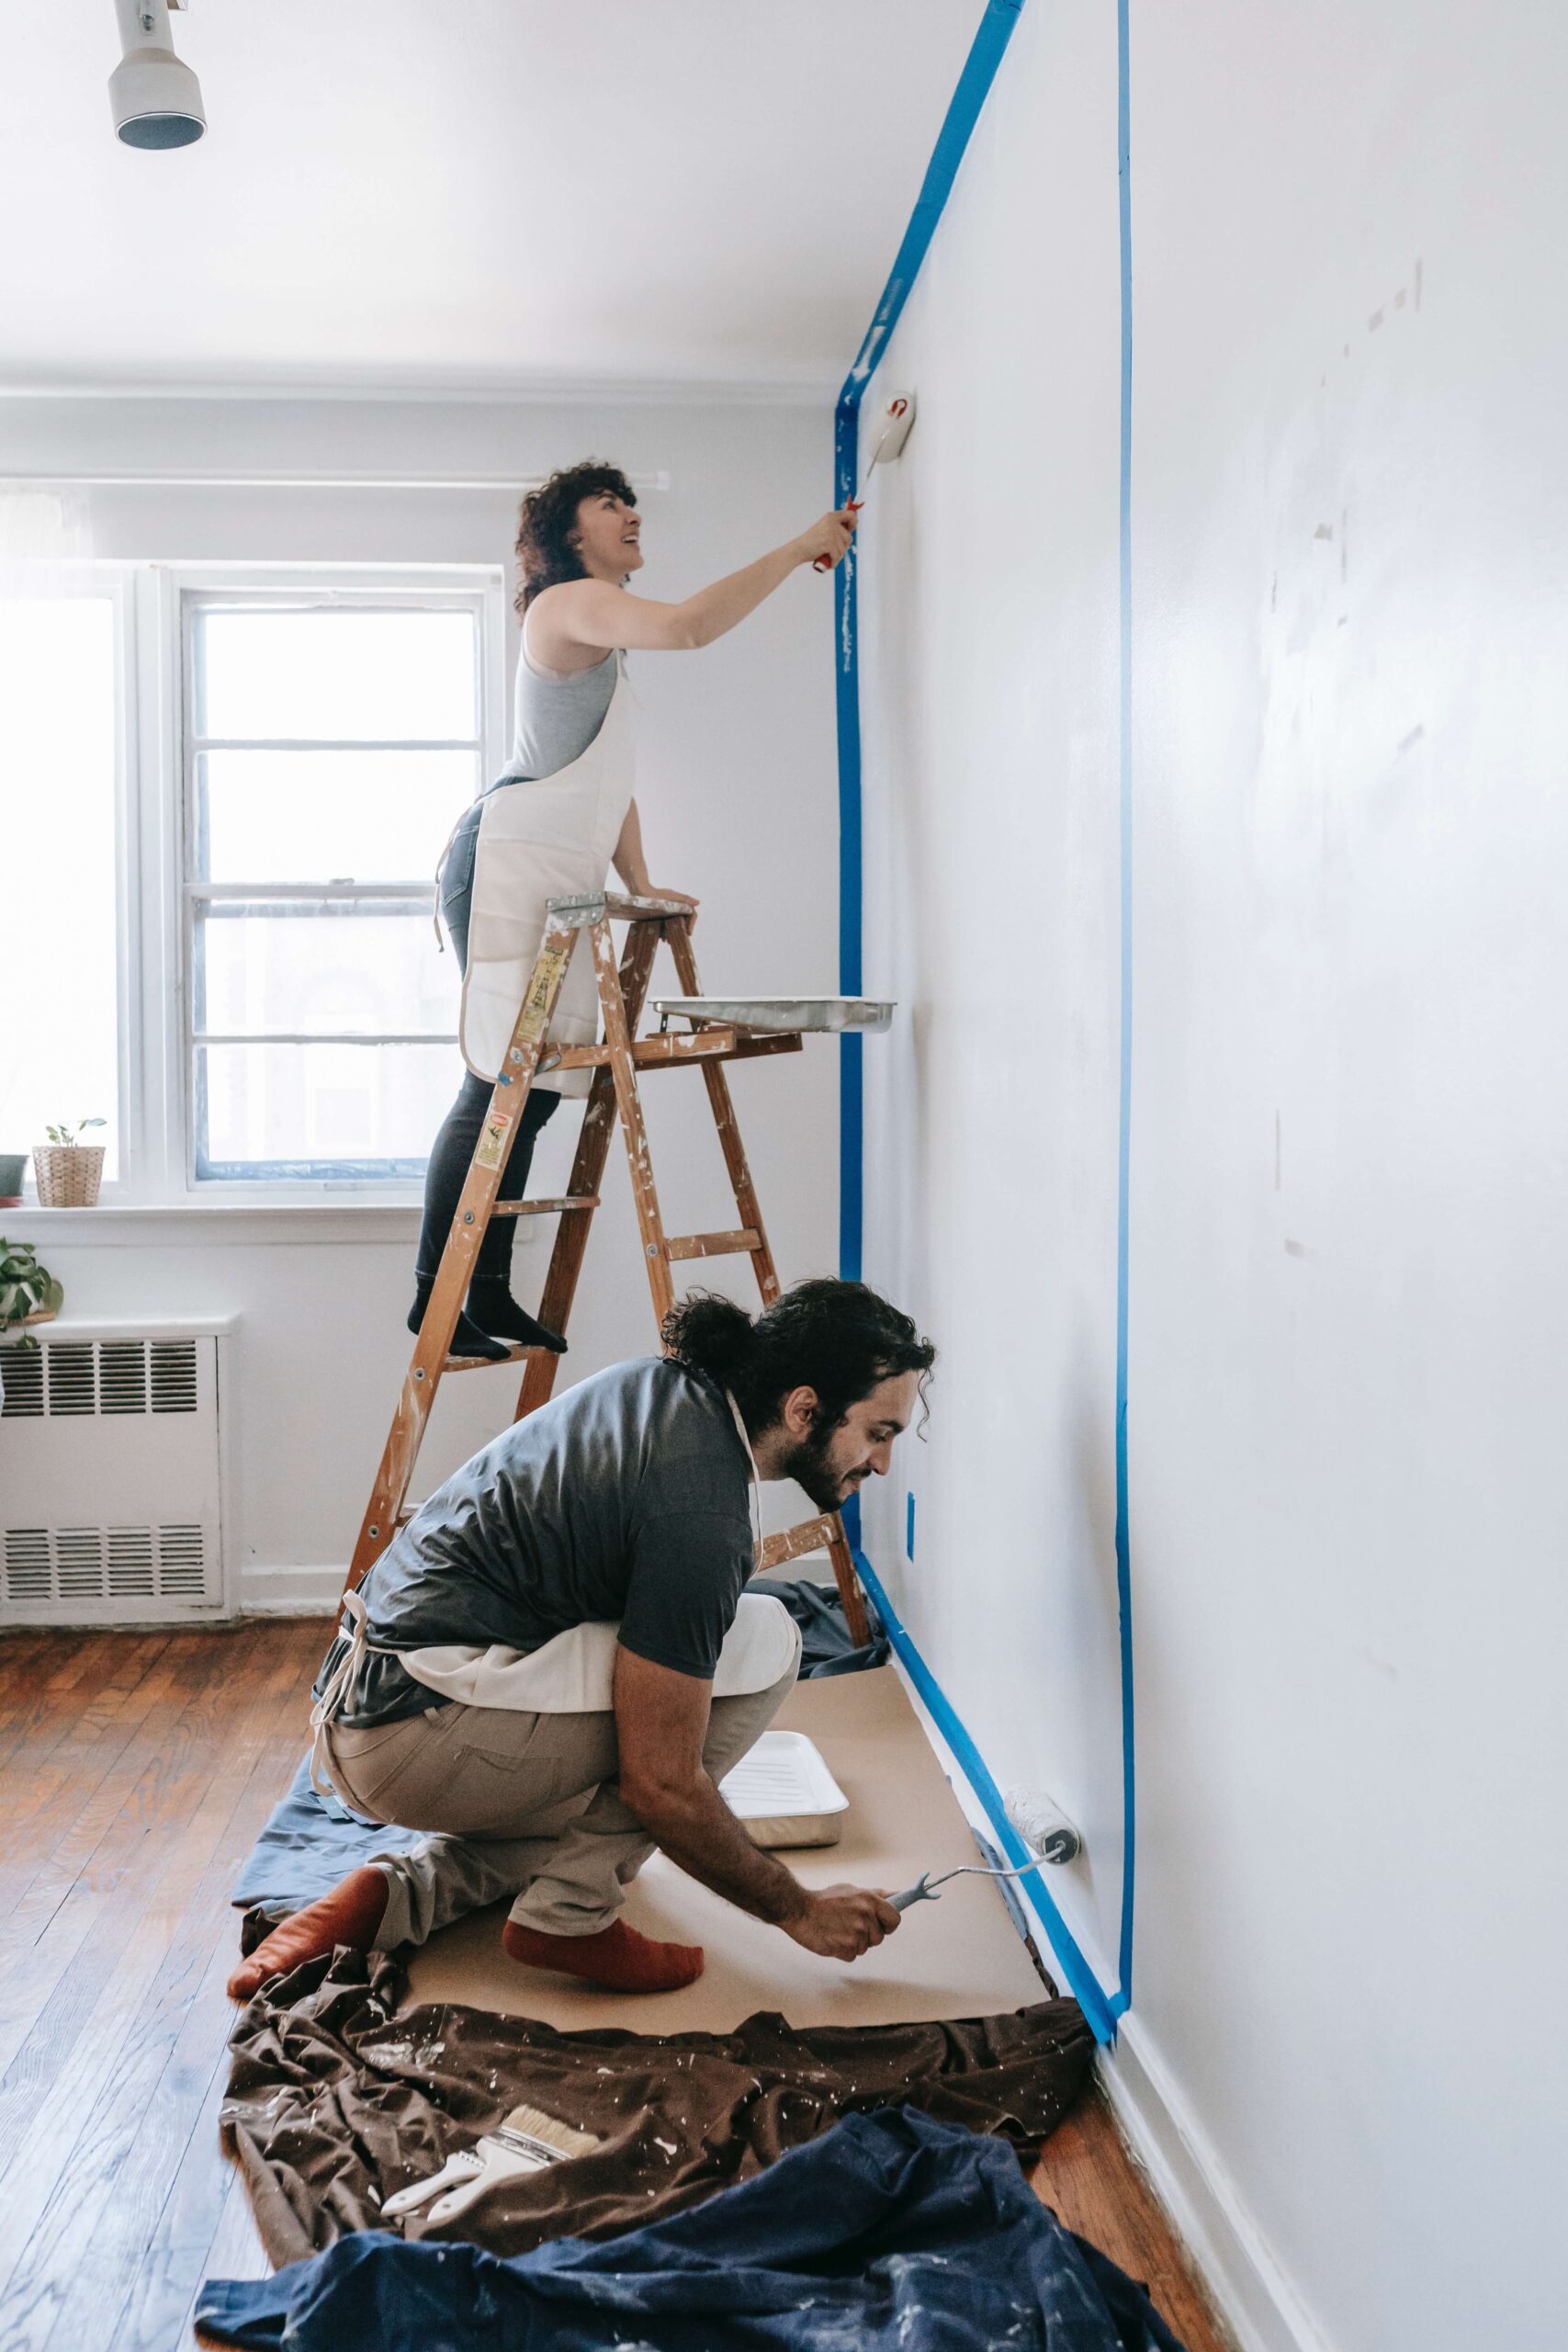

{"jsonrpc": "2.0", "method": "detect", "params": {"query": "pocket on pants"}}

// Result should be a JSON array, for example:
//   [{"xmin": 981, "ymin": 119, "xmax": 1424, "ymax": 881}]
[{"xmin": 431, "ymin": 1716, "xmax": 583, "ymax": 1836}]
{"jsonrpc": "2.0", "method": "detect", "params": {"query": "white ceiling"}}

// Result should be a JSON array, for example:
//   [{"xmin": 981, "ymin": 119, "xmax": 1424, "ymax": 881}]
[{"xmin": 1, "ymin": 2, "xmax": 978, "ymax": 396}]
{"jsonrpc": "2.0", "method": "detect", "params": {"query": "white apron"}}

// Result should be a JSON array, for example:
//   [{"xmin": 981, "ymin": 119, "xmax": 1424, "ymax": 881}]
[{"xmin": 457, "ymin": 659, "xmax": 635, "ymax": 1096}]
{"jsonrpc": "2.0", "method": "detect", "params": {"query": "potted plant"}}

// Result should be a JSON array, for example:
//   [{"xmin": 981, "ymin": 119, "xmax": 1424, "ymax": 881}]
[
  {"xmin": 0, "ymin": 1238, "xmax": 63, "ymax": 1346},
  {"xmin": 0, "ymin": 1151, "xmax": 27, "ymax": 1206},
  {"xmin": 34, "ymin": 1117, "xmax": 107, "ymax": 1208}
]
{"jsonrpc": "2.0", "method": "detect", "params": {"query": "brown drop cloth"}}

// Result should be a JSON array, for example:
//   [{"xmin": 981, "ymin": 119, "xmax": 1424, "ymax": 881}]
[{"xmin": 223, "ymin": 1950, "xmax": 1094, "ymax": 2268}]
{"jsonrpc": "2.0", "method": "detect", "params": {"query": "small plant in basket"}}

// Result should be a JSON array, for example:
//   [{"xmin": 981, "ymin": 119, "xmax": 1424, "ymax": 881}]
[
  {"xmin": 34, "ymin": 1116, "xmax": 107, "ymax": 1208},
  {"xmin": 0, "ymin": 1239, "xmax": 64, "ymax": 1346}
]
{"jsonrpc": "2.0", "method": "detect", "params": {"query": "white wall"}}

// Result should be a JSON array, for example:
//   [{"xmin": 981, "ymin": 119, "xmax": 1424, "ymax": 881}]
[
  {"xmin": 853, "ymin": 5, "xmax": 1567, "ymax": 2348},
  {"xmin": 4, "ymin": 393, "xmax": 841, "ymax": 1602}
]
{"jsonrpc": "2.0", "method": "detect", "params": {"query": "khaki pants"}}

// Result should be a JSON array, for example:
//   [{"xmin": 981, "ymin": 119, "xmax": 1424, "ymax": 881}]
[{"xmin": 323, "ymin": 1631, "xmax": 800, "ymax": 1947}]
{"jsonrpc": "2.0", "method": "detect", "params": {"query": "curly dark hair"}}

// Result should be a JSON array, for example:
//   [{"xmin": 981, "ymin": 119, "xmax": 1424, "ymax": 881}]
[
  {"xmin": 513, "ymin": 459, "xmax": 637, "ymax": 616},
  {"xmin": 661, "ymin": 1278, "xmax": 936, "ymax": 1439}
]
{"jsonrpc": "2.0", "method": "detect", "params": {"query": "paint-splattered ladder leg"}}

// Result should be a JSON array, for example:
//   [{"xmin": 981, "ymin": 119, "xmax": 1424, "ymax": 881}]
[
  {"xmin": 666, "ymin": 919, "xmax": 781, "ymax": 1307},
  {"xmin": 594, "ymin": 914, "xmax": 676, "ymax": 1327},
  {"xmin": 665, "ymin": 919, "xmax": 870, "ymax": 1645},
  {"xmin": 513, "ymin": 916, "xmax": 661, "ymax": 1423},
  {"xmin": 344, "ymin": 917, "xmax": 579, "ymax": 1597}
]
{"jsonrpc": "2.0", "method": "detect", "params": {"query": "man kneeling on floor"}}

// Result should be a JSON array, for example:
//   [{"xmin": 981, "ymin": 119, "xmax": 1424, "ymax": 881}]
[{"xmin": 229, "ymin": 1279, "xmax": 934, "ymax": 2002}]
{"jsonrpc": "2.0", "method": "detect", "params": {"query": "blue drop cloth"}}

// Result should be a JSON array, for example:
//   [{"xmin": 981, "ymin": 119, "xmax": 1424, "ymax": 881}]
[{"xmin": 196, "ymin": 2106, "xmax": 1185, "ymax": 2351}]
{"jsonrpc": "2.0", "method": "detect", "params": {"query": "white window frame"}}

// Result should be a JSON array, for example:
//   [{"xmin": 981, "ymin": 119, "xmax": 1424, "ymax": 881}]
[{"xmin": 118, "ymin": 561, "xmax": 505, "ymax": 1207}]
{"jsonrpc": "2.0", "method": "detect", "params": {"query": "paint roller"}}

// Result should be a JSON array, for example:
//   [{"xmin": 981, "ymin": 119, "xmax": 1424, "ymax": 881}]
[
  {"xmin": 890, "ymin": 1791, "xmax": 1082, "ymax": 1911},
  {"xmin": 813, "ymin": 390, "xmax": 917, "ymax": 572}
]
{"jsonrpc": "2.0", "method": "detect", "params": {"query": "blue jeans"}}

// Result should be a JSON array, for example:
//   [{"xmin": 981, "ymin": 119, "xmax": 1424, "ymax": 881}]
[{"xmin": 415, "ymin": 805, "xmax": 558, "ymax": 1287}]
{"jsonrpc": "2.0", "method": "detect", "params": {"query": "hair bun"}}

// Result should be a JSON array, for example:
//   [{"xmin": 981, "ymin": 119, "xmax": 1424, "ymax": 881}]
[{"xmin": 660, "ymin": 1294, "xmax": 755, "ymax": 1385}]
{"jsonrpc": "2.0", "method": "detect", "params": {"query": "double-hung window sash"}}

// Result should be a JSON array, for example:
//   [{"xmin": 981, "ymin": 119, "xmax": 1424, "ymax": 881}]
[{"xmin": 183, "ymin": 593, "xmax": 484, "ymax": 1182}]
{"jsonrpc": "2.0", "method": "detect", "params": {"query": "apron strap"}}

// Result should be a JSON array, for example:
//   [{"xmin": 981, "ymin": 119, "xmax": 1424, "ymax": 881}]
[{"xmin": 308, "ymin": 1589, "xmax": 371, "ymax": 1805}]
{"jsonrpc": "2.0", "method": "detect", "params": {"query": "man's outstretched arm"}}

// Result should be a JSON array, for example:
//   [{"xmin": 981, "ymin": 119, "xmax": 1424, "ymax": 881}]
[{"xmin": 613, "ymin": 1645, "xmax": 898, "ymax": 1962}]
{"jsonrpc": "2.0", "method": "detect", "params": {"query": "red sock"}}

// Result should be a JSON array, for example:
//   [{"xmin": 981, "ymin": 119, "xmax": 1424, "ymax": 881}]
[
  {"xmin": 227, "ymin": 1865, "xmax": 389, "ymax": 2002},
  {"xmin": 502, "ymin": 1916, "xmax": 705, "ymax": 1993}
]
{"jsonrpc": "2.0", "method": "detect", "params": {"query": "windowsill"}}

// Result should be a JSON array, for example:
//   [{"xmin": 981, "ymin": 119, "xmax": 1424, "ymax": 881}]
[{"xmin": 2, "ymin": 1198, "xmax": 433, "ymax": 1247}]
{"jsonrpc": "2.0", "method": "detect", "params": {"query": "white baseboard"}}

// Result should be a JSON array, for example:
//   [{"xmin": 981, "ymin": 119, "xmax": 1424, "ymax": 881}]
[
  {"xmin": 238, "ymin": 1564, "xmax": 344, "ymax": 1616},
  {"xmin": 1098, "ymin": 2014, "xmax": 1333, "ymax": 2352}
]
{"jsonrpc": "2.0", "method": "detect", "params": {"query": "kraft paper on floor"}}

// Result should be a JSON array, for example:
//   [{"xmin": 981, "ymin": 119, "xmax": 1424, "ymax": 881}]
[{"xmin": 404, "ymin": 1665, "xmax": 1053, "ymax": 2030}]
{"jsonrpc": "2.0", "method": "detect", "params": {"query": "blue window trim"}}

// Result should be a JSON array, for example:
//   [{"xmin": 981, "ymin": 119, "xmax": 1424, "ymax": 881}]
[{"xmin": 832, "ymin": 0, "xmax": 1136, "ymax": 2037}]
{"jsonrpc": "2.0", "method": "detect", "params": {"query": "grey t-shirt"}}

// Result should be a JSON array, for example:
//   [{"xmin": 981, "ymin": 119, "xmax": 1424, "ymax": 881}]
[{"xmin": 321, "ymin": 1358, "xmax": 754, "ymax": 1728}]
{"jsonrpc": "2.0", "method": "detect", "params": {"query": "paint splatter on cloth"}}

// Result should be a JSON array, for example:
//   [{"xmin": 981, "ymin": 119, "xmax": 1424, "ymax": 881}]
[
  {"xmin": 198, "ymin": 2106, "xmax": 1186, "ymax": 2350},
  {"xmin": 222, "ymin": 1947, "xmax": 1092, "ymax": 2269}
]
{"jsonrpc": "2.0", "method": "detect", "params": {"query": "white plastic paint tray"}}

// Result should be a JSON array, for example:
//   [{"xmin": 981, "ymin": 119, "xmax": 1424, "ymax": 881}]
[
  {"xmin": 650, "ymin": 996, "xmax": 895, "ymax": 1035},
  {"xmin": 719, "ymin": 1731, "xmax": 849, "ymax": 1849}
]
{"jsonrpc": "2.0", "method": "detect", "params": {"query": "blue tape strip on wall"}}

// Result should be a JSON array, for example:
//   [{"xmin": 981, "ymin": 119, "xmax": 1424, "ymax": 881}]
[
  {"xmin": 830, "ymin": 0, "xmax": 1136, "ymax": 2037},
  {"xmin": 853, "ymin": 1550, "xmax": 1116, "ymax": 2044}
]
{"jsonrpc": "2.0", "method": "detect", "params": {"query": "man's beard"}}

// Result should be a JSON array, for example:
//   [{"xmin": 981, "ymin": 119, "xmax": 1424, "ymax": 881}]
[{"xmin": 783, "ymin": 1422, "xmax": 852, "ymax": 1513}]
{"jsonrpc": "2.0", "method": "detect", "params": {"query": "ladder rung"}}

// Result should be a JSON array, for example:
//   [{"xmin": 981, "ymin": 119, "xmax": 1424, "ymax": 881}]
[
  {"xmin": 487, "ymin": 1195, "xmax": 600, "ymax": 1218},
  {"xmin": 666, "ymin": 1228, "xmax": 762, "ymax": 1262},
  {"xmin": 756, "ymin": 1513, "xmax": 840, "ymax": 1572},
  {"xmin": 444, "ymin": 1342, "xmax": 551, "ymax": 1372}
]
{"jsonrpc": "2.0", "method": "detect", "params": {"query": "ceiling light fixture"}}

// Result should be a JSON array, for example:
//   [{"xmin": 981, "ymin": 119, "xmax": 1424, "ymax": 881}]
[{"xmin": 109, "ymin": 0, "xmax": 205, "ymax": 149}]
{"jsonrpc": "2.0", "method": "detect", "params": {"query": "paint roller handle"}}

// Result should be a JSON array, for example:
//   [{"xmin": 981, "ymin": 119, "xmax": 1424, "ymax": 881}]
[
  {"xmin": 890, "ymin": 1860, "xmax": 1044, "ymax": 1913},
  {"xmin": 807, "ymin": 502, "xmax": 862, "ymax": 573},
  {"xmin": 889, "ymin": 1872, "xmax": 938, "ymax": 1911}
]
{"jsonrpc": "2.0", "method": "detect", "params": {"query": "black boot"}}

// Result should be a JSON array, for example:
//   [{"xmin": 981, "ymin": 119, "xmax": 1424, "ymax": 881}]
[
  {"xmin": 407, "ymin": 1283, "xmax": 510, "ymax": 1363},
  {"xmin": 466, "ymin": 1279, "xmax": 568, "ymax": 1354}
]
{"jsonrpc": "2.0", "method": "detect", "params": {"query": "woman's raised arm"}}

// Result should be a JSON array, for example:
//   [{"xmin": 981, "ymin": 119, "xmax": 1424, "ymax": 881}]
[{"xmin": 529, "ymin": 509, "xmax": 856, "ymax": 663}]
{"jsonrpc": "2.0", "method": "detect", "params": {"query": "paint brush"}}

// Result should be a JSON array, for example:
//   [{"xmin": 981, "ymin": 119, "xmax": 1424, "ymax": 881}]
[{"xmin": 382, "ymin": 2102, "xmax": 601, "ymax": 2229}]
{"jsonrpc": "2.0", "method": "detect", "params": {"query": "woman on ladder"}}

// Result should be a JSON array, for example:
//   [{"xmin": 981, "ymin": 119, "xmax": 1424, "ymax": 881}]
[{"xmin": 414, "ymin": 459, "xmax": 858, "ymax": 1361}]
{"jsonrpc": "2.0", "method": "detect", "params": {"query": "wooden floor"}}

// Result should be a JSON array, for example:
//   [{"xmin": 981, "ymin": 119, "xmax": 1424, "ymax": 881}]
[{"xmin": 0, "ymin": 1619, "xmax": 1229, "ymax": 2351}]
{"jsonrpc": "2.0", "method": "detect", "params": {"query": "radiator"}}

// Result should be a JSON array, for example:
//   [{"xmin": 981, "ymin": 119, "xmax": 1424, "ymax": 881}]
[{"xmin": 0, "ymin": 1317, "xmax": 234, "ymax": 1625}]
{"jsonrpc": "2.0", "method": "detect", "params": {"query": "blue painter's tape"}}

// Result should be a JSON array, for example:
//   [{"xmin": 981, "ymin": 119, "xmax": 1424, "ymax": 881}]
[
  {"xmin": 852, "ymin": 1547, "xmax": 1118, "ymax": 2045},
  {"xmin": 833, "ymin": 0, "xmax": 1027, "ymax": 1281},
  {"xmin": 832, "ymin": 0, "xmax": 1137, "ymax": 2026}
]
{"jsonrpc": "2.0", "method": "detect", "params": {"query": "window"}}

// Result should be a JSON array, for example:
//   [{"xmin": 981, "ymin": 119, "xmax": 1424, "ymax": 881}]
[
  {"xmin": 0, "ymin": 593, "xmax": 121, "ymax": 1178},
  {"xmin": 1, "ymin": 565, "xmax": 502, "ymax": 1205},
  {"xmin": 183, "ymin": 590, "xmax": 487, "ymax": 1182}
]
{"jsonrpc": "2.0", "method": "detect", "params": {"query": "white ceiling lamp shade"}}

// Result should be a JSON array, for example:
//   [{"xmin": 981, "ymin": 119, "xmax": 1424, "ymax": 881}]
[{"xmin": 109, "ymin": 0, "xmax": 205, "ymax": 149}]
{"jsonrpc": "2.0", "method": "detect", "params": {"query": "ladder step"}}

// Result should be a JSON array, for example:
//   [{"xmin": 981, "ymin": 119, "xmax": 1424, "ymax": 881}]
[
  {"xmin": 756, "ymin": 1513, "xmax": 840, "ymax": 1572},
  {"xmin": 666, "ymin": 1228, "xmax": 762, "ymax": 1262},
  {"xmin": 487, "ymin": 1195, "xmax": 600, "ymax": 1218},
  {"xmin": 444, "ymin": 1342, "xmax": 551, "ymax": 1372}
]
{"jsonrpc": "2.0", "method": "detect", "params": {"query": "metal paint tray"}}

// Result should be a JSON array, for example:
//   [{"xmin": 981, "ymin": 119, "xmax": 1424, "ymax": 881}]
[
  {"xmin": 719, "ymin": 1731, "xmax": 849, "ymax": 1849},
  {"xmin": 651, "ymin": 996, "xmax": 895, "ymax": 1035}
]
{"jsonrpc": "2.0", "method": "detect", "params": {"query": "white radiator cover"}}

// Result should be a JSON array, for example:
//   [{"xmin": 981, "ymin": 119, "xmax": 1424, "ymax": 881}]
[{"xmin": 0, "ymin": 1316, "xmax": 235, "ymax": 1625}]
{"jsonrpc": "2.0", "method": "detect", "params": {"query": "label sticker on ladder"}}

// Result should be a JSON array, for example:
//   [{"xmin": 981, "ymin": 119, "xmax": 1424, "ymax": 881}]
[
  {"xmin": 518, "ymin": 937, "xmax": 570, "ymax": 1042},
  {"xmin": 475, "ymin": 1109, "xmax": 513, "ymax": 1172}
]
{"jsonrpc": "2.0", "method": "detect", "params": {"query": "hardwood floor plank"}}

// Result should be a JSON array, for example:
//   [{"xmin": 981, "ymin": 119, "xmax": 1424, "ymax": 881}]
[
  {"xmin": 0, "ymin": 1636, "xmax": 189, "ymax": 1938},
  {"xmin": 0, "ymin": 1636, "xmax": 227, "ymax": 2077},
  {"xmin": 0, "ymin": 1627, "xmax": 288, "ymax": 2312},
  {"xmin": 0, "ymin": 1632, "xmax": 155, "ymax": 1780},
  {"xmin": 34, "ymin": 1682, "xmax": 313, "ymax": 2352},
  {"xmin": 106, "ymin": 1726, "xmax": 308, "ymax": 2352},
  {"xmin": 1032, "ymin": 2087, "xmax": 1233, "ymax": 2350}
]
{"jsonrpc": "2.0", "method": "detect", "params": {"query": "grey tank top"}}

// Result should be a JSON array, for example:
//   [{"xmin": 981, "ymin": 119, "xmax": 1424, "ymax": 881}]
[{"xmin": 502, "ymin": 619, "xmax": 620, "ymax": 782}]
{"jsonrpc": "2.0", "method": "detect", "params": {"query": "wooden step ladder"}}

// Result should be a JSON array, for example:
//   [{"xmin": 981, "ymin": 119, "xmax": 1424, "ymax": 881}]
[{"xmin": 345, "ymin": 890, "xmax": 871, "ymax": 1642}]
